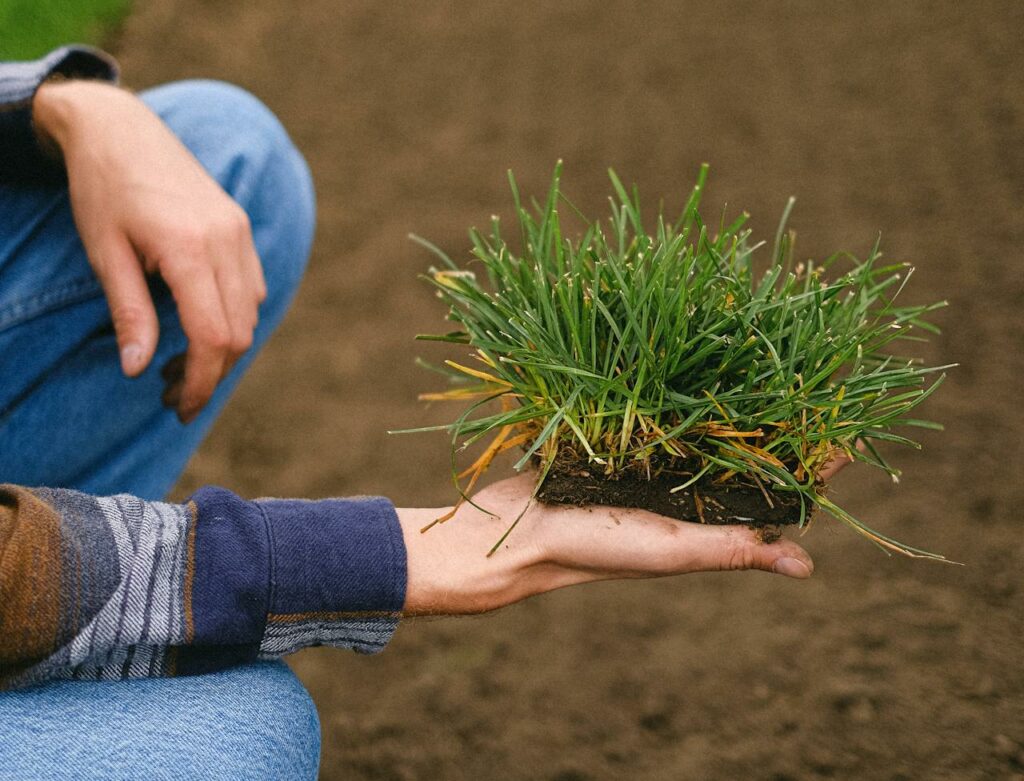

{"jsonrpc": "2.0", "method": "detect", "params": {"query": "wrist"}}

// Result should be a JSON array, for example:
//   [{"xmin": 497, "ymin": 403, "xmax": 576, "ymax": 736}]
[
  {"xmin": 32, "ymin": 80, "xmax": 79, "ymax": 153},
  {"xmin": 398, "ymin": 501, "xmax": 548, "ymax": 615},
  {"xmin": 32, "ymin": 80, "xmax": 126, "ymax": 155}
]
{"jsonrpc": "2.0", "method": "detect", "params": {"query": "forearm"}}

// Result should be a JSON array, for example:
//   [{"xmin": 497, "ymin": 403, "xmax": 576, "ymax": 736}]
[{"xmin": 0, "ymin": 484, "xmax": 406, "ymax": 690}]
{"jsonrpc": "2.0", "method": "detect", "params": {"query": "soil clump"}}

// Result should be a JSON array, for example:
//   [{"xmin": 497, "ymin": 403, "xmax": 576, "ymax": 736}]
[{"xmin": 537, "ymin": 453, "xmax": 805, "ymax": 526}]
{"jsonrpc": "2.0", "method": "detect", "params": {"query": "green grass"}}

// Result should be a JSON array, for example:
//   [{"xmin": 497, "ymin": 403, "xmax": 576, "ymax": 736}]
[
  {"xmin": 403, "ymin": 163, "xmax": 951, "ymax": 558},
  {"xmin": 0, "ymin": 0, "xmax": 131, "ymax": 60}
]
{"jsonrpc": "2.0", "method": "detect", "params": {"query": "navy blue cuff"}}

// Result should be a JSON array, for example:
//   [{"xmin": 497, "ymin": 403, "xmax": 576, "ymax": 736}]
[
  {"xmin": 186, "ymin": 487, "xmax": 272, "ymax": 649},
  {"xmin": 0, "ymin": 45, "xmax": 119, "ymax": 185},
  {"xmin": 256, "ymin": 495, "xmax": 408, "ymax": 616},
  {"xmin": 183, "ymin": 486, "xmax": 407, "ymax": 669}
]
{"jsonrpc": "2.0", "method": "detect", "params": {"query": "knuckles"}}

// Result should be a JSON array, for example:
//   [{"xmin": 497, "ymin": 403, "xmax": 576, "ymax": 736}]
[
  {"xmin": 230, "ymin": 329, "xmax": 254, "ymax": 354},
  {"xmin": 211, "ymin": 205, "xmax": 252, "ymax": 245},
  {"xmin": 164, "ymin": 205, "xmax": 252, "ymax": 263},
  {"xmin": 167, "ymin": 225, "xmax": 208, "ymax": 263},
  {"xmin": 190, "ymin": 322, "xmax": 254, "ymax": 357},
  {"xmin": 721, "ymin": 530, "xmax": 763, "ymax": 572},
  {"xmin": 229, "ymin": 207, "xmax": 252, "ymax": 239},
  {"xmin": 180, "ymin": 314, "xmax": 231, "ymax": 352},
  {"xmin": 109, "ymin": 302, "xmax": 153, "ymax": 332},
  {"xmin": 198, "ymin": 325, "xmax": 233, "ymax": 352}
]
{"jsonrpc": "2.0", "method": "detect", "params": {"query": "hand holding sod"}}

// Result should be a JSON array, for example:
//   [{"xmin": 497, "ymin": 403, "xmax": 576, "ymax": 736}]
[
  {"xmin": 398, "ymin": 454, "xmax": 851, "ymax": 616},
  {"xmin": 32, "ymin": 80, "xmax": 265, "ymax": 422}
]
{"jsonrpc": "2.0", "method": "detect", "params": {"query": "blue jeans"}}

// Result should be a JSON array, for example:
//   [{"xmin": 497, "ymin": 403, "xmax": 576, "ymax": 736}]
[
  {"xmin": 0, "ymin": 81, "xmax": 320, "ymax": 779},
  {"xmin": 0, "ymin": 662, "xmax": 320, "ymax": 781}
]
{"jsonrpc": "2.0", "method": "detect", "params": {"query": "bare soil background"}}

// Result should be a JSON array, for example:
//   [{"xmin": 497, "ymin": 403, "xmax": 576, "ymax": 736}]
[{"xmin": 114, "ymin": 2, "xmax": 1022, "ymax": 778}]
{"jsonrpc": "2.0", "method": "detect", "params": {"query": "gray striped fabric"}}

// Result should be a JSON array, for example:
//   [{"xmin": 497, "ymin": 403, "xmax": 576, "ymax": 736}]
[{"xmin": 8, "ymin": 494, "xmax": 189, "ymax": 688}]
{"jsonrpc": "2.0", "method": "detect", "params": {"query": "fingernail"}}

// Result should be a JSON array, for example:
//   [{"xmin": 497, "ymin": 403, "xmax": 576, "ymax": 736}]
[
  {"xmin": 772, "ymin": 557, "xmax": 812, "ymax": 579},
  {"xmin": 120, "ymin": 343, "xmax": 145, "ymax": 375}
]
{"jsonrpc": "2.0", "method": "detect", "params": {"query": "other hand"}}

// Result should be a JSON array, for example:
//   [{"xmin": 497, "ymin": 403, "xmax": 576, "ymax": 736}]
[{"xmin": 33, "ymin": 80, "xmax": 266, "ymax": 423}]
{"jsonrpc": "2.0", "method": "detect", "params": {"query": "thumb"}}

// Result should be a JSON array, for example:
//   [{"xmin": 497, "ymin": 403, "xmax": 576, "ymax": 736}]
[
  {"xmin": 695, "ymin": 526, "xmax": 815, "ymax": 579},
  {"xmin": 767, "ymin": 548, "xmax": 815, "ymax": 579},
  {"xmin": 90, "ymin": 235, "xmax": 160, "ymax": 377},
  {"xmin": 746, "ymin": 536, "xmax": 814, "ymax": 579}
]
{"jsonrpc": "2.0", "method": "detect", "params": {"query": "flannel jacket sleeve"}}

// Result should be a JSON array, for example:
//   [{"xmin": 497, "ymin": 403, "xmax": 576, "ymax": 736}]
[
  {"xmin": 0, "ymin": 44, "xmax": 118, "ymax": 183},
  {"xmin": 0, "ymin": 484, "xmax": 408, "ymax": 690}
]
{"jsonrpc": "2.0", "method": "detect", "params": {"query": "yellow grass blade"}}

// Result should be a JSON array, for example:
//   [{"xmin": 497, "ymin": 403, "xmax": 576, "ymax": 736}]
[
  {"xmin": 702, "ymin": 424, "xmax": 765, "ymax": 438},
  {"xmin": 419, "ymin": 388, "xmax": 517, "ymax": 402},
  {"xmin": 456, "ymin": 429, "xmax": 532, "ymax": 479},
  {"xmin": 423, "ymin": 425, "xmax": 532, "ymax": 533},
  {"xmin": 476, "ymin": 350, "xmax": 499, "ymax": 368},
  {"xmin": 444, "ymin": 360, "xmax": 512, "ymax": 386}
]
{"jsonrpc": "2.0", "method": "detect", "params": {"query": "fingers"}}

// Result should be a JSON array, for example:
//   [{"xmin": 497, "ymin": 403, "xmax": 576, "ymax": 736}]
[
  {"xmin": 534, "ymin": 498, "xmax": 817, "ymax": 586},
  {"xmin": 155, "ymin": 208, "xmax": 261, "ymax": 423},
  {"xmin": 160, "ymin": 260, "xmax": 232, "ymax": 422},
  {"xmin": 90, "ymin": 234, "xmax": 160, "ymax": 377},
  {"xmin": 242, "ymin": 224, "xmax": 267, "ymax": 305},
  {"xmin": 211, "ymin": 212, "xmax": 261, "ymax": 379},
  {"xmin": 600, "ymin": 515, "xmax": 816, "ymax": 580}
]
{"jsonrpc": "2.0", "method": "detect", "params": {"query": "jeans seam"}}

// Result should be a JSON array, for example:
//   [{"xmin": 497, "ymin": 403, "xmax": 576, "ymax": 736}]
[{"xmin": 0, "ymin": 275, "xmax": 103, "ymax": 332}]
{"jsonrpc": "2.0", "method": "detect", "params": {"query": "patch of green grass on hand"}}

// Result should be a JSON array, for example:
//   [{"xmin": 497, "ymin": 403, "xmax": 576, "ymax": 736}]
[
  {"xmin": 404, "ymin": 163, "xmax": 952, "ymax": 558},
  {"xmin": 0, "ymin": 0, "xmax": 131, "ymax": 60}
]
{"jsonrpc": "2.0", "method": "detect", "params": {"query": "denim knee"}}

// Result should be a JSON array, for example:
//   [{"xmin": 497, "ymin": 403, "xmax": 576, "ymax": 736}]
[
  {"xmin": 141, "ymin": 80, "xmax": 316, "ymax": 329},
  {"xmin": 217, "ymin": 661, "xmax": 323, "ymax": 779},
  {"xmin": 0, "ymin": 662, "xmax": 321, "ymax": 780}
]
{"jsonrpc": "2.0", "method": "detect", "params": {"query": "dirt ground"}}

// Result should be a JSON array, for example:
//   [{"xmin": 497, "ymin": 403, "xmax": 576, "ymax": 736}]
[{"xmin": 113, "ymin": 2, "xmax": 1022, "ymax": 778}]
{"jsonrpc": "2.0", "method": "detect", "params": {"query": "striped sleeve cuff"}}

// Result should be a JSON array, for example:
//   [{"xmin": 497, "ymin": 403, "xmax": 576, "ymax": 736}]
[
  {"xmin": 0, "ymin": 45, "xmax": 119, "ymax": 184},
  {"xmin": 180, "ymin": 488, "xmax": 406, "ymax": 674},
  {"xmin": 256, "ymin": 495, "xmax": 407, "ymax": 656}
]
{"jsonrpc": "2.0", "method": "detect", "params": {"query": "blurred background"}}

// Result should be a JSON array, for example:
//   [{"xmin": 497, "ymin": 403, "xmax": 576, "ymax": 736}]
[{"xmin": 4, "ymin": 1, "xmax": 1022, "ymax": 778}]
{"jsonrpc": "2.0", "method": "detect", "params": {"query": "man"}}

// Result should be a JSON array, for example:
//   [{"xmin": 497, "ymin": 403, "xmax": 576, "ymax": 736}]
[{"xmin": 0, "ymin": 46, "xmax": 831, "ymax": 779}]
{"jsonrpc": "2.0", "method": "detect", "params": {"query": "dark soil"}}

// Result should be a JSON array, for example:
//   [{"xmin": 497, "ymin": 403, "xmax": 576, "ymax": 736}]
[
  {"xmin": 538, "ymin": 454, "xmax": 805, "ymax": 526},
  {"xmin": 116, "ymin": 2, "xmax": 1023, "ymax": 779}
]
